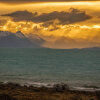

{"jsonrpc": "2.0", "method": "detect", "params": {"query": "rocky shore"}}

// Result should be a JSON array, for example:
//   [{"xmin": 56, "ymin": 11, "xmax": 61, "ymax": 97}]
[{"xmin": 0, "ymin": 82, "xmax": 100, "ymax": 100}]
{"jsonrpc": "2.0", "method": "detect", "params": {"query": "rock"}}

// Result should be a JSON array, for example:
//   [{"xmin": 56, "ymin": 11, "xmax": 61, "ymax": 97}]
[{"xmin": 0, "ymin": 94, "xmax": 16, "ymax": 100}]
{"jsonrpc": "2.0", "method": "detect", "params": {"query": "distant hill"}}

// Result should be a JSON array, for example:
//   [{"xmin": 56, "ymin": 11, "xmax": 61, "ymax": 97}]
[
  {"xmin": 82, "ymin": 47, "xmax": 100, "ymax": 50},
  {"xmin": 0, "ymin": 31, "xmax": 42, "ymax": 48}
]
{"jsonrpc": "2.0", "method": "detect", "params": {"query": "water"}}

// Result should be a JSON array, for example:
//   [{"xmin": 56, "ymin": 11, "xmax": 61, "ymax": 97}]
[{"xmin": 0, "ymin": 48, "xmax": 100, "ymax": 89}]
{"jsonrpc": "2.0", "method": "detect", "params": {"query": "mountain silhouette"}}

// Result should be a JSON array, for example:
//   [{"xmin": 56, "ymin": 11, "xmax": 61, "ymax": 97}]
[{"xmin": 0, "ymin": 31, "xmax": 42, "ymax": 48}]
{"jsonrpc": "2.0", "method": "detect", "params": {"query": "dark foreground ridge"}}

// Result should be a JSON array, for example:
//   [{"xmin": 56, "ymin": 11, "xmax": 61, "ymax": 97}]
[{"xmin": 0, "ymin": 82, "xmax": 100, "ymax": 100}]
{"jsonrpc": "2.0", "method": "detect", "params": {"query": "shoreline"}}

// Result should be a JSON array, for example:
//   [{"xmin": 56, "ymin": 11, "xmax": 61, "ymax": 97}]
[
  {"xmin": 1, "ymin": 81, "xmax": 100, "ymax": 92},
  {"xmin": 0, "ymin": 82, "xmax": 100, "ymax": 100}
]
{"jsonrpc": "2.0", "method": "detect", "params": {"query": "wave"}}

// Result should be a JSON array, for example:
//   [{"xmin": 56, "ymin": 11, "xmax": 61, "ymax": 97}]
[{"xmin": 1, "ymin": 81, "xmax": 100, "ymax": 92}]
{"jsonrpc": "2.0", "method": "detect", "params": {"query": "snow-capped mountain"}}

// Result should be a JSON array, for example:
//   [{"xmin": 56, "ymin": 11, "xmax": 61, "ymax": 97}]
[{"xmin": 0, "ymin": 31, "xmax": 42, "ymax": 48}]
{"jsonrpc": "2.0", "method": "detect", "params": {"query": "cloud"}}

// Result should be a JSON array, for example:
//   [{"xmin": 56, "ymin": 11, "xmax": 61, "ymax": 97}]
[
  {"xmin": 2, "ymin": 10, "xmax": 36, "ymax": 22},
  {"xmin": 2, "ymin": 8, "xmax": 91, "ymax": 25},
  {"xmin": 42, "ymin": 29, "xmax": 100, "ymax": 49},
  {"xmin": 0, "ymin": 19, "xmax": 7, "ymax": 26},
  {"xmin": 37, "ymin": 8, "xmax": 91, "ymax": 25},
  {"xmin": 1, "ymin": 19, "xmax": 100, "ymax": 49}
]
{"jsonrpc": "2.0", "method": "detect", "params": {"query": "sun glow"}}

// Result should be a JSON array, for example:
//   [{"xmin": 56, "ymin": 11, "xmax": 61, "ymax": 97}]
[
  {"xmin": 1, "ymin": 20, "xmax": 100, "ymax": 41},
  {"xmin": 1, "ymin": 20, "xmax": 100, "ymax": 32},
  {"xmin": 26, "ymin": 1, "xmax": 98, "ymax": 7}
]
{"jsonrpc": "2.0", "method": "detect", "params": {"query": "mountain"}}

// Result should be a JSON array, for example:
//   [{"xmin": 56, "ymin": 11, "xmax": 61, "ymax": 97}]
[
  {"xmin": 82, "ymin": 47, "xmax": 100, "ymax": 50},
  {"xmin": 0, "ymin": 31, "xmax": 42, "ymax": 48}
]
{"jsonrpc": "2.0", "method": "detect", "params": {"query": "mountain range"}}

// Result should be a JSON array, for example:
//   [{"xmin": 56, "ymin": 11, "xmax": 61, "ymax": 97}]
[{"xmin": 0, "ymin": 31, "xmax": 43, "ymax": 48}]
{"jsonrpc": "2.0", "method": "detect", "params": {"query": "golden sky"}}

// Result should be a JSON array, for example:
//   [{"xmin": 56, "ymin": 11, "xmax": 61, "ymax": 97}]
[
  {"xmin": 0, "ymin": 0, "xmax": 99, "ymax": 4},
  {"xmin": 0, "ymin": 1, "xmax": 100, "ymax": 49}
]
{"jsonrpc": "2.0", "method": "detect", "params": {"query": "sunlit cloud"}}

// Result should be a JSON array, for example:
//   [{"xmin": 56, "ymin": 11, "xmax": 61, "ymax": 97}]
[
  {"xmin": 0, "ymin": 1, "xmax": 100, "ymax": 49},
  {"xmin": 0, "ymin": 19, "xmax": 100, "ymax": 49}
]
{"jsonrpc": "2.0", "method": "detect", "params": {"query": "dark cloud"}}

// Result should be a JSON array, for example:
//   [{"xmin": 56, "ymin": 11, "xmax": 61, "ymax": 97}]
[
  {"xmin": 2, "ymin": 8, "xmax": 91, "ymax": 25},
  {"xmin": 36, "ymin": 8, "xmax": 91, "ymax": 25},
  {"xmin": 2, "ymin": 10, "xmax": 37, "ymax": 22}
]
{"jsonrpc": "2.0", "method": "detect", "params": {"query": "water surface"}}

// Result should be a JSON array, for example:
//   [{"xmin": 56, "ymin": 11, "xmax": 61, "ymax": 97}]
[{"xmin": 0, "ymin": 48, "xmax": 100, "ymax": 89}]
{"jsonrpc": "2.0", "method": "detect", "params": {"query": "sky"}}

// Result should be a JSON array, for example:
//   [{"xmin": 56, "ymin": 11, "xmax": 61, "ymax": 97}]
[
  {"xmin": 0, "ymin": 0, "xmax": 100, "ymax": 49},
  {"xmin": 0, "ymin": 0, "xmax": 99, "ymax": 4}
]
